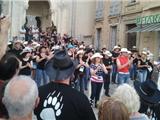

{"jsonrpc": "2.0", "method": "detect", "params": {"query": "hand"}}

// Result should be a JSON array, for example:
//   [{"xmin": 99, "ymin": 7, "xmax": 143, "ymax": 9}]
[
  {"xmin": 129, "ymin": 57, "xmax": 134, "ymax": 64},
  {"xmin": 41, "ymin": 53, "xmax": 47, "ymax": 58},
  {"xmin": 27, "ymin": 63, "xmax": 31, "ymax": 67}
]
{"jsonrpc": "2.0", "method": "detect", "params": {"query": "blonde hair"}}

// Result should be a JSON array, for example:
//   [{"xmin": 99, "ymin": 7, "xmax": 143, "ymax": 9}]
[
  {"xmin": 112, "ymin": 84, "xmax": 140, "ymax": 114},
  {"xmin": 99, "ymin": 97, "xmax": 129, "ymax": 120}
]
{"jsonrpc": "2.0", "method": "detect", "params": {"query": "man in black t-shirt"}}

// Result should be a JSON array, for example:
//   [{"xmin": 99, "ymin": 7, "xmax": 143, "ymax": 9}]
[{"xmin": 34, "ymin": 49, "xmax": 96, "ymax": 120}]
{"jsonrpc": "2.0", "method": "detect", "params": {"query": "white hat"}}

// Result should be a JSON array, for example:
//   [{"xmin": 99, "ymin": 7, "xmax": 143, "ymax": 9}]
[
  {"xmin": 23, "ymin": 41, "xmax": 28, "ymax": 45},
  {"xmin": 120, "ymin": 48, "xmax": 128, "ymax": 53},
  {"xmin": 79, "ymin": 45, "xmax": 85, "ymax": 49},
  {"xmin": 20, "ymin": 47, "xmax": 32, "ymax": 55},
  {"xmin": 113, "ymin": 45, "xmax": 120, "ymax": 50},
  {"xmin": 8, "ymin": 41, "xmax": 12, "ymax": 45},
  {"xmin": 52, "ymin": 45, "xmax": 60, "ymax": 50},
  {"xmin": 127, "ymin": 51, "xmax": 132, "ymax": 54},
  {"xmin": 103, "ymin": 51, "xmax": 112, "ymax": 57},
  {"xmin": 32, "ymin": 42, "xmax": 40, "ymax": 48},
  {"xmin": 141, "ymin": 51, "xmax": 147, "ymax": 55},
  {"xmin": 77, "ymin": 50, "xmax": 84, "ymax": 55},
  {"xmin": 91, "ymin": 53, "xmax": 103, "ymax": 59}
]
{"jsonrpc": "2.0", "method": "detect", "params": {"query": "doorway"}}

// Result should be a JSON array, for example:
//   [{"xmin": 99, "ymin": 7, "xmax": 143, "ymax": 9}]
[{"xmin": 127, "ymin": 24, "xmax": 137, "ymax": 50}]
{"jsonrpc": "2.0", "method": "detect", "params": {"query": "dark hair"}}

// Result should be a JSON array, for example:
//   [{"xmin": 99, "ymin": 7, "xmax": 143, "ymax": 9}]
[
  {"xmin": 39, "ymin": 46, "xmax": 46, "ymax": 53},
  {"xmin": 0, "ymin": 53, "xmax": 19, "ymax": 80}
]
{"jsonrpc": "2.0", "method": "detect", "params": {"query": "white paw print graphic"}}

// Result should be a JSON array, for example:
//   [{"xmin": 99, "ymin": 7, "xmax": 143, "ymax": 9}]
[{"xmin": 40, "ymin": 91, "xmax": 64, "ymax": 120}]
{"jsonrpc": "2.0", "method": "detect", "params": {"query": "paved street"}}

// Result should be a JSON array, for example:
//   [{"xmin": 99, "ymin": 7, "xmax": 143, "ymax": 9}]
[{"xmin": 86, "ymin": 80, "xmax": 134, "ymax": 120}]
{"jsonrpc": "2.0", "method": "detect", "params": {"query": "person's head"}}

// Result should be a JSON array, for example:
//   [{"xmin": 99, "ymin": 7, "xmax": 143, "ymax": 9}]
[
  {"xmin": 45, "ymin": 49, "xmax": 76, "ymax": 82},
  {"xmin": 112, "ymin": 84, "xmax": 140, "ymax": 114},
  {"xmin": 2, "ymin": 75, "xmax": 39, "ymax": 119},
  {"xmin": 0, "ymin": 53, "xmax": 20, "ymax": 81},
  {"xmin": 134, "ymin": 80, "xmax": 160, "ymax": 105},
  {"xmin": 13, "ymin": 40, "xmax": 22, "ymax": 50},
  {"xmin": 39, "ymin": 46, "xmax": 46, "ymax": 54},
  {"xmin": 141, "ymin": 51, "xmax": 147, "ymax": 59},
  {"xmin": 76, "ymin": 50, "xmax": 84, "ymax": 59},
  {"xmin": 120, "ymin": 48, "xmax": 129, "ymax": 57},
  {"xmin": 20, "ymin": 47, "xmax": 32, "ymax": 58},
  {"xmin": 113, "ymin": 46, "xmax": 120, "ymax": 52},
  {"xmin": 99, "ymin": 97, "xmax": 129, "ymax": 120},
  {"xmin": 103, "ymin": 51, "xmax": 112, "ymax": 59},
  {"xmin": 91, "ymin": 53, "xmax": 103, "ymax": 64}
]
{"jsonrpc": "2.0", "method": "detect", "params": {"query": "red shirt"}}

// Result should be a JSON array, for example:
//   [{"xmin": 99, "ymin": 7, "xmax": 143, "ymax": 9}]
[{"xmin": 117, "ymin": 56, "xmax": 129, "ymax": 73}]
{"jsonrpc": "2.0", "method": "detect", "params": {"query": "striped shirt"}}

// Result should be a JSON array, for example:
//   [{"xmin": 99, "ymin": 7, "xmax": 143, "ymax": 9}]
[{"xmin": 90, "ymin": 64, "xmax": 104, "ymax": 83}]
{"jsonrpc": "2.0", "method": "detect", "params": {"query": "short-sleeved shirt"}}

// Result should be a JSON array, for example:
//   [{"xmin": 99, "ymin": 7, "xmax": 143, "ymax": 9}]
[
  {"xmin": 19, "ymin": 58, "xmax": 32, "ymax": 76},
  {"xmin": 34, "ymin": 82, "xmax": 96, "ymax": 120},
  {"xmin": 138, "ymin": 59, "xmax": 149, "ymax": 70},
  {"xmin": 111, "ymin": 51, "xmax": 120, "ymax": 64},
  {"xmin": 103, "ymin": 58, "xmax": 113, "ymax": 72},
  {"xmin": 90, "ymin": 64, "xmax": 104, "ymax": 83},
  {"xmin": 37, "ymin": 55, "xmax": 47, "ymax": 70}
]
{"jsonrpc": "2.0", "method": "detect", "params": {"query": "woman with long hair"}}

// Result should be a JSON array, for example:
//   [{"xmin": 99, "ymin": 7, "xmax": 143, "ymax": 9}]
[
  {"xmin": 137, "ymin": 51, "xmax": 149, "ymax": 82},
  {"xmin": 35, "ymin": 46, "xmax": 49, "ymax": 86},
  {"xmin": 75, "ymin": 50, "xmax": 89, "ymax": 93},
  {"xmin": 90, "ymin": 53, "xmax": 108, "ymax": 107},
  {"xmin": 99, "ymin": 97, "xmax": 129, "ymax": 120},
  {"xmin": 19, "ymin": 48, "xmax": 33, "ymax": 76}
]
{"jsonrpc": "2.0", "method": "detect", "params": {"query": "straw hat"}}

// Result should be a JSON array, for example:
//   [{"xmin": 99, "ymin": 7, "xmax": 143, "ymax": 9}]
[
  {"xmin": 20, "ymin": 47, "xmax": 32, "ymax": 55},
  {"xmin": 91, "ymin": 53, "xmax": 103, "ymax": 59},
  {"xmin": 141, "ymin": 51, "xmax": 147, "ymax": 56},
  {"xmin": 120, "ymin": 48, "xmax": 128, "ymax": 53},
  {"xmin": 113, "ymin": 46, "xmax": 120, "ymax": 50},
  {"xmin": 77, "ymin": 50, "xmax": 84, "ymax": 55},
  {"xmin": 103, "ymin": 51, "xmax": 112, "ymax": 57}
]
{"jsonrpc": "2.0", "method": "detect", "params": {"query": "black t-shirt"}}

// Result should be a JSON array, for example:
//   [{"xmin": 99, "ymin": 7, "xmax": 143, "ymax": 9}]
[
  {"xmin": 133, "ymin": 58, "xmax": 138, "ymax": 65},
  {"xmin": 34, "ymin": 82, "xmax": 96, "ymax": 120},
  {"xmin": 138, "ymin": 59, "xmax": 149, "ymax": 70},
  {"xmin": 111, "ymin": 51, "xmax": 119, "ymax": 64},
  {"xmin": 37, "ymin": 55, "xmax": 47, "ymax": 70},
  {"xmin": 19, "ymin": 58, "xmax": 32, "ymax": 76},
  {"xmin": 103, "ymin": 58, "xmax": 113, "ymax": 72}
]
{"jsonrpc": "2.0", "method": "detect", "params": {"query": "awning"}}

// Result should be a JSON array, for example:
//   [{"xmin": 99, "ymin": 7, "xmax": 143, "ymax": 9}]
[{"xmin": 127, "ymin": 23, "xmax": 160, "ymax": 33}]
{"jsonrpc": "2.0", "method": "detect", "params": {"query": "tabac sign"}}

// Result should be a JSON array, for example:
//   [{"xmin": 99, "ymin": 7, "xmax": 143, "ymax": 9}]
[{"xmin": 136, "ymin": 14, "xmax": 160, "ymax": 25}]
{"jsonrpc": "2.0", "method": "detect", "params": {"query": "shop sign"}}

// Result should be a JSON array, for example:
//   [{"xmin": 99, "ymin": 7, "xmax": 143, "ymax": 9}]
[{"xmin": 136, "ymin": 14, "xmax": 160, "ymax": 25}]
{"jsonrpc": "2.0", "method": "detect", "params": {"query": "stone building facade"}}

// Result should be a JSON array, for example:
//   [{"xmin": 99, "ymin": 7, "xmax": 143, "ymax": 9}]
[
  {"xmin": 94, "ymin": 0, "xmax": 160, "ymax": 60},
  {"xmin": 1, "ymin": 0, "xmax": 96, "ymax": 46}
]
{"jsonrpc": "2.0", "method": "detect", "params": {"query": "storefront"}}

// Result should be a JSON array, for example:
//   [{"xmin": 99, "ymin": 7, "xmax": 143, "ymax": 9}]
[{"xmin": 127, "ymin": 13, "xmax": 160, "ymax": 60}]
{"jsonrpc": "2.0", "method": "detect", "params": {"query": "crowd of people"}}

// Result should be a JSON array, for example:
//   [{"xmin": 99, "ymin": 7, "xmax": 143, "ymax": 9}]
[{"xmin": 0, "ymin": 16, "xmax": 160, "ymax": 120}]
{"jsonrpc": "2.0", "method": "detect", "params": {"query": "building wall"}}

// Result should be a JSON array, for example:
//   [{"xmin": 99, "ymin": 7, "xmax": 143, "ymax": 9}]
[
  {"xmin": 95, "ymin": 0, "xmax": 160, "ymax": 59},
  {"xmin": 2, "ymin": 0, "xmax": 29, "ymax": 39},
  {"xmin": 74, "ymin": 1, "xmax": 96, "ymax": 45}
]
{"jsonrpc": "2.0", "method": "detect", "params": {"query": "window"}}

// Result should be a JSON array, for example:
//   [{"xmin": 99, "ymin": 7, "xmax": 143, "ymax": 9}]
[
  {"xmin": 109, "ymin": 26, "xmax": 117, "ymax": 50},
  {"xmin": 96, "ymin": 0, "xmax": 104, "ymax": 20},
  {"xmin": 109, "ymin": 0, "xmax": 121, "ymax": 16}
]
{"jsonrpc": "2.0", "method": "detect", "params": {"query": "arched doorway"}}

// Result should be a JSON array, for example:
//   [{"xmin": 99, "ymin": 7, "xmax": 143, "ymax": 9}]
[{"xmin": 26, "ymin": 0, "xmax": 52, "ymax": 31}]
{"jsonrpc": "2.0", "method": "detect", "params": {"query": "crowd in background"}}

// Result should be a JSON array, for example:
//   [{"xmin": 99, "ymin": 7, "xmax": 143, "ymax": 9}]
[
  {"xmin": 6, "ymin": 25, "xmax": 158, "ymax": 92},
  {"xmin": 0, "ymin": 21, "xmax": 160, "ymax": 120}
]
